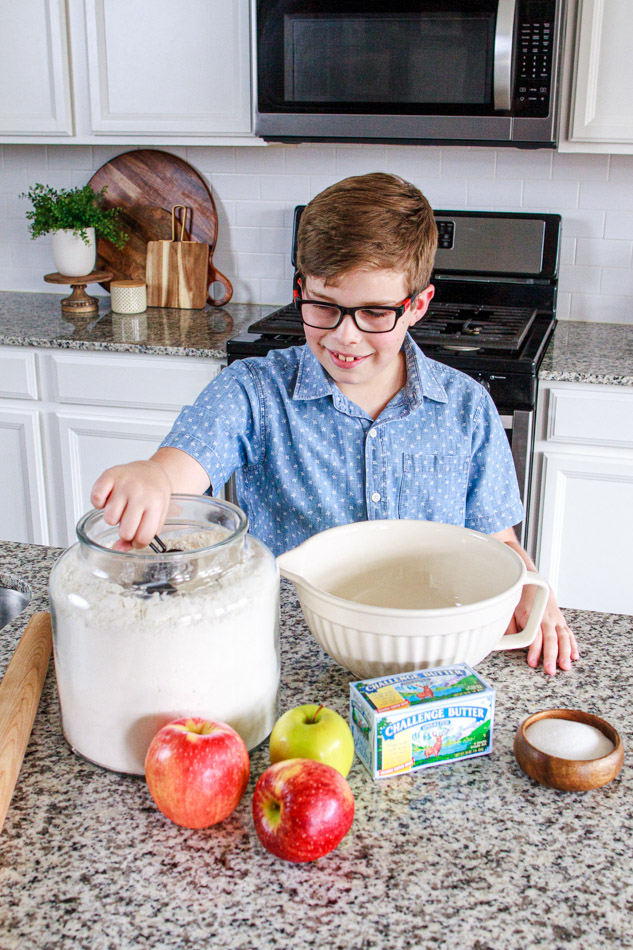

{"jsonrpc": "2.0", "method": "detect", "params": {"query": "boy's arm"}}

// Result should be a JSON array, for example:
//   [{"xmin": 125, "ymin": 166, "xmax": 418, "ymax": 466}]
[
  {"xmin": 491, "ymin": 526, "xmax": 579, "ymax": 676},
  {"xmin": 90, "ymin": 447, "xmax": 210, "ymax": 548}
]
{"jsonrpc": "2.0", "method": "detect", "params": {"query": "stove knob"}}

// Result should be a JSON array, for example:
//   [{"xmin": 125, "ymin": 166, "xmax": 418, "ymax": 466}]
[{"xmin": 471, "ymin": 373, "xmax": 490, "ymax": 392}]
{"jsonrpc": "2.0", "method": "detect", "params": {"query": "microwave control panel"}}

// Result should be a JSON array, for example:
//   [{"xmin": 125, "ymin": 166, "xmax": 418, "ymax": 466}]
[{"xmin": 513, "ymin": 0, "xmax": 557, "ymax": 117}]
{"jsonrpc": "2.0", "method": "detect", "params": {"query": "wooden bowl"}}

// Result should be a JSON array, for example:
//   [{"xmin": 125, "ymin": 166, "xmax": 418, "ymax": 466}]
[{"xmin": 514, "ymin": 708, "xmax": 624, "ymax": 791}]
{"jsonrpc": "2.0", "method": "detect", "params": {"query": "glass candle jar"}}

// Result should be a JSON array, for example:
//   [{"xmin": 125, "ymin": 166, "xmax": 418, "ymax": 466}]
[{"xmin": 49, "ymin": 496, "xmax": 280, "ymax": 775}]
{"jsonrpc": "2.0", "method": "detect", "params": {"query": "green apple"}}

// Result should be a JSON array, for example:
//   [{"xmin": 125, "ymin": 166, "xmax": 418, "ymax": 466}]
[{"xmin": 269, "ymin": 704, "xmax": 355, "ymax": 777}]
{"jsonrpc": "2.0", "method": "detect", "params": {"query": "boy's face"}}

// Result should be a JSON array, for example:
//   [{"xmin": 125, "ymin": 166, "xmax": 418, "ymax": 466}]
[{"xmin": 301, "ymin": 268, "xmax": 435, "ymax": 407}]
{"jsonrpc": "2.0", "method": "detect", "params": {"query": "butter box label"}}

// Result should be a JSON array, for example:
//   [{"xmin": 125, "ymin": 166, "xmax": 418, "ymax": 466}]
[{"xmin": 350, "ymin": 664, "xmax": 495, "ymax": 780}]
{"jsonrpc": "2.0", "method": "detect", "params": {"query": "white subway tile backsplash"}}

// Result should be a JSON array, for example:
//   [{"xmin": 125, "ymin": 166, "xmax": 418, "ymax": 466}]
[
  {"xmin": 441, "ymin": 148, "xmax": 496, "ymax": 179},
  {"xmin": 235, "ymin": 201, "xmax": 286, "ymax": 228},
  {"xmin": 466, "ymin": 178, "xmax": 522, "ymax": 208},
  {"xmin": 261, "ymin": 227, "xmax": 293, "ymax": 255},
  {"xmin": 235, "ymin": 145, "xmax": 285, "ymax": 175},
  {"xmin": 560, "ymin": 210, "xmax": 605, "ymax": 239},
  {"xmin": 600, "ymin": 267, "xmax": 633, "ymax": 296},
  {"xmin": 0, "ymin": 144, "xmax": 631, "ymax": 324},
  {"xmin": 552, "ymin": 152, "xmax": 609, "ymax": 181},
  {"xmin": 186, "ymin": 147, "xmax": 236, "ymax": 174},
  {"xmin": 283, "ymin": 145, "xmax": 337, "ymax": 175},
  {"xmin": 495, "ymin": 150, "xmax": 553, "ymax": 179},
  {"xmin": 608, "ymin": 155, "xmax": 633, "ymax": 183},
  {"xmin": 558, "ymin": 264, "xmax": 601, "ymax": 294},
  {"xmin": 334, "ymin": 147, "xmax": 389, "ymax": 176},
  {"xmin": 569, "ymin": 293, "xmax": 632, "ymax": 323},
  {"xmin": 229, "ymin": 227, "xmax": 262, "ymax": 253},
  {"xmin": 260, "ymin": 174, "xmax": 311, "ymax": 201},
  {"xmin": 47, "ymin": 145, "xmax": 94, "ymax": 170},
  {"xmin": 260, "ymin": 278, "xmax": 292, "ymax": 305},
  {"xmin": 522, "ymin": 179, "xmax": 579, "ymax": 209},
  {"xmin": 236, "ymin": 252, "xmax": 285, "ymax": 280},
  {"xmin": 579, "ymin": 181, "xmax": 633, "ymax": 211},
  {"xmin": 210, "ymin": 174, "xmax": 261, "ymax": 201},
  {"xmin": 423, "ymin": 179, "xmax": 468, "ymax": 208},
  {"xmin": 576, "ymin": 238, "xmax": 632, "ymax": 268},
  {"xmin": 384, "ymin": 146, "xmax": 442, "ymax": 180},
  {"xmin": 604, "ymin": 210, "xmax": 633, "ymax": 240}
]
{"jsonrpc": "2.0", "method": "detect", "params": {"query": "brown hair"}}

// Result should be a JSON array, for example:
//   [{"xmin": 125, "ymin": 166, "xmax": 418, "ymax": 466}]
[{"xmin": 295, "ymin": 172, "xmax": 438, "ymax": 294}]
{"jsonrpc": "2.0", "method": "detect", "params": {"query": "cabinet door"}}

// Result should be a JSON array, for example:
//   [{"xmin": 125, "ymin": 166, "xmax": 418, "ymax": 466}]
[
  {"xmin": 536, "ymin": 451, "xmax": 633, "ymax": 614},
  {"xmin": 0, "ymin": 0, "xmax": 73, "ymax": 135},
  {"xmin": 55, "ymin": 410, "xmax": 177, "ymax": 547},
  {"xmin": 0, "ymin": 408, "xmax": 48, "ymax": 544},
  {"xmin": 569, "ymin": 0, "xmax": 633, "ymax": 145},
  {"xmin": 84, "ymin": 0, "xmax": 251, "ymax": 135}
]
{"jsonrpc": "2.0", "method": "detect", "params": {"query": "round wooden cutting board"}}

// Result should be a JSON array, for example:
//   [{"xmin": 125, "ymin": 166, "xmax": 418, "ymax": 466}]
[{"xmin": 87, "ymin": 149, "xmax": 233, "ymax": 307}]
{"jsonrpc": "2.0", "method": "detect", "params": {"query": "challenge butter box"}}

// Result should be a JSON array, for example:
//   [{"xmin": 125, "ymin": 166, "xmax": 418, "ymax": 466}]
[{"xmin": 349, "ymin": 664, "xmax": 495, "ymax": 780}]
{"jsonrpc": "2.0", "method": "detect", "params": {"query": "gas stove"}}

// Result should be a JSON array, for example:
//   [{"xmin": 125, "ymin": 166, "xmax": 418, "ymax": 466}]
[
  {"xmin": 226, "ymin": 209, "xmax": 561, "ymax": 542},
  {"xmin": 228, "ymin": 209, "xmax": 560, "ymax": 414}
]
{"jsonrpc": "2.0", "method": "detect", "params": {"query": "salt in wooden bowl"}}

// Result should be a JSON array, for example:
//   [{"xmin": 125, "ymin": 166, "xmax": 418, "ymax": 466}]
[{"xmin": 514, "ymin": 708, "xmax": 624, "ymax": 791}]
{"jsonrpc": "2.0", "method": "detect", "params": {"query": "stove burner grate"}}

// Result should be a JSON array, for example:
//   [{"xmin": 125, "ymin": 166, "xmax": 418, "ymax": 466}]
[{"xmin": 416, "ymin": 303, "xmax": 537, "ymax": 351}]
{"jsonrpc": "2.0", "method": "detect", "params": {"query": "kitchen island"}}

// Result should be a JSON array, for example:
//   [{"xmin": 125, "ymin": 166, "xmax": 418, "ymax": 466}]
[{"xmin": 0, "ymin": 541, "xmax": 631, "ymax": 950}]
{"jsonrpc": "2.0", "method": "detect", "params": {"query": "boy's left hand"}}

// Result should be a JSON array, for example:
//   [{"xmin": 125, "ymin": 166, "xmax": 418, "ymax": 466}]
[
  {"xmin": 491, "ymin": 527, "xmax": 579, "ymax": 675},
  {"xmin": 505, "ymin": 584, "xmax": 579, "ymax": 676}
]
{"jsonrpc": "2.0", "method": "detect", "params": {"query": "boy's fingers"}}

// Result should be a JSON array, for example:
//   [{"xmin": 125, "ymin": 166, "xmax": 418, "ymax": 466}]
[
  {"xmin": 91, "ymin": 471, "xmax": 114, "ymax": 509},
  {"xmin": 118, "ymin": 500, "xmax": 144, "ymax": 543},
  {"xmin": 526, "ymin": 630, "xmax": 542, "ymax": 668},
  {"xmin": 542, "ymin": 623, "xmax": 559, "ymax": 676},
  {"xmin": 556, "ymin": 625, "xmax": 573, "ymax": 670},
  {"xmin": 135, "ymin": 507, "xmax": 165, "ymax": 548}
]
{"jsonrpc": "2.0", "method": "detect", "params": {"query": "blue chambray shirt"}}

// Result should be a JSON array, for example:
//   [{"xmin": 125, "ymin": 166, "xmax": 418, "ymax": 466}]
[{"xmin": 161, "ymin": 335, "xmax": 524, "ymax": 555}]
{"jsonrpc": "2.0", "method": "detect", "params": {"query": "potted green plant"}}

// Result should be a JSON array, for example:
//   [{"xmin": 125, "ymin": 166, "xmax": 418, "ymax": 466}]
[{"xmin": 21, "ymin": 183, "xmax": 128, "ymax": 277}]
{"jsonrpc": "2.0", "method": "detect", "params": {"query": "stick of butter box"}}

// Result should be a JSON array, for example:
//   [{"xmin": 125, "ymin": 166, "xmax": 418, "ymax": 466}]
[{"xmin": 349, "ymin": 664, "xmax": 495, "ymax": 779}]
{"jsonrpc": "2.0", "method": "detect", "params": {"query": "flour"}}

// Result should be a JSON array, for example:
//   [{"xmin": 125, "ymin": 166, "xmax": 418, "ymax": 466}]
[{"xmin": 50, "ymin": 531, "xmax": 280, "ymax": 775}]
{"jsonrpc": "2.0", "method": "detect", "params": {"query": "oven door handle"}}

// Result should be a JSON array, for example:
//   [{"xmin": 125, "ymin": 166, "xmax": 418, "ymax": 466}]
[{"xmin": 493, "ymin": 0, "xmax": 517, "ymax": 111}]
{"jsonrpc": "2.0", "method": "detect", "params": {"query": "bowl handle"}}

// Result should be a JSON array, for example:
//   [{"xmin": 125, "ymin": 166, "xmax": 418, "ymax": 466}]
[{"xmin": 493, "ymin": 571, "xmax": 551, "ymax": 651}]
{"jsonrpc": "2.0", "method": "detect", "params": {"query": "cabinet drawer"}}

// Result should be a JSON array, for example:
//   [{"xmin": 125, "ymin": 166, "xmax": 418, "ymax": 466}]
[
  {"xmin": 548, "ymin": 388, "xmax": 633, "ymax": 448},
  {"xmin": 50, "ymin": 352, "xmax": 221, "ymax": 410},
  {"xmin": 0, "ymin": 350, "xmax": 39, "ymax": 399}
]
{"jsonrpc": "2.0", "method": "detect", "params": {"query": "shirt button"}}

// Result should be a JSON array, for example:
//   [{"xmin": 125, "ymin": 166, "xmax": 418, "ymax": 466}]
[
  {"xmin": 369, "ymin": 429, "xmax": 377, "ymax": 438},
  {"xmin": 371, "ymin": 491, "xmax": 381, "ymax": 503}
]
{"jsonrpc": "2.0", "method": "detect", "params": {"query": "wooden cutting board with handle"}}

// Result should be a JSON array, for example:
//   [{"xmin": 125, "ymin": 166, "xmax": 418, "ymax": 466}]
[
  {"xmin": 146, "ymin": 205, "xmax": 209, "ymax": 309},
  {"xmin": 87, "ymin": 149, "xmax": 233, "ymax": 307},
  {"xmin": 0, "ymin": 612, "xmax": 52, "ymax": 833}
]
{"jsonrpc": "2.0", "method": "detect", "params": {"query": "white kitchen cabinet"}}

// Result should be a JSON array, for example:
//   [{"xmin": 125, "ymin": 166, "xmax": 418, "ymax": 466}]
[
  {"xmin": 529, "ymin": 380, "xmax": 633, "ymax": 614},
  {"xmin": 0, "ymin": 0, "xmax": 258, "ymax": 144},
  {"xmin": 559, "ymin": 0, "xmax": 633, "ymax": 153},
  {"xmin": 0, "ymin": 0, "xmax": 73, "ymax": 137},
  {"xmin": 0, "ymin": 407, "xmax": 48, "ymax": 545},
  {"xmin": 54, "ymin": 410, "xmax": 179, "ymax": 543},
  {"xmin": 0, "ymin": 346, "xmax": 222, "ymax": 548}
]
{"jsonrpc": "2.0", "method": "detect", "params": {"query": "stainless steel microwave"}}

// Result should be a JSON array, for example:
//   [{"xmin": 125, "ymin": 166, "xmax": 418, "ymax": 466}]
[{"xmin": 254, "ymin": 0, "xmax": 566, "ymax": 147}]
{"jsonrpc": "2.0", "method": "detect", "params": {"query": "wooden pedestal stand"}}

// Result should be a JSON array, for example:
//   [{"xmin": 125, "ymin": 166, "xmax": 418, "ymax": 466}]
[{"xmin": 44, "ymin": 270, "xmax": 113, "ymax": 315}]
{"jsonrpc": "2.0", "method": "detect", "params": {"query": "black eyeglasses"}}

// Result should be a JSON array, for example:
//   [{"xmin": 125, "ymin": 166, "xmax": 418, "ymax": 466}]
[{"xmin": 293, "ymin": 286, "xmax": 419, "ymax": 334}]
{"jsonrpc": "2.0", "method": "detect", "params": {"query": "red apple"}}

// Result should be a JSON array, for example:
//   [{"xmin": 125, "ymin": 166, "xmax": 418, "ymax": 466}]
[
  {"xmin": 145, "ymin": 717, "xmax": 250, "ymax": 829},
  {"xmin": 252, "ymin": 758, "xmax": 354, "ymax": 862}
]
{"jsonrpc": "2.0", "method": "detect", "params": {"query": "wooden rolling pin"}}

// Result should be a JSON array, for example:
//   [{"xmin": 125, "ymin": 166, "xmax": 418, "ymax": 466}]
[{"xmin": 0, "ymin": 611, "xmax": 52, "ymax": 832}]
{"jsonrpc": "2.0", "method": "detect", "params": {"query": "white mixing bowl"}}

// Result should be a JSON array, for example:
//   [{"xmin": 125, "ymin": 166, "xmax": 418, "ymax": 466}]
[{"xmin": 277, "ymin": 520, "xmax": 550, "ymax": 679}]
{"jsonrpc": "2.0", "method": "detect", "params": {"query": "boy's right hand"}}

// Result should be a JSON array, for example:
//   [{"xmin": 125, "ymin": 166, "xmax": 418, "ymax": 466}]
[{"xmin": 90, "ymin": 460, "xmax": 173, "ymax": 549}]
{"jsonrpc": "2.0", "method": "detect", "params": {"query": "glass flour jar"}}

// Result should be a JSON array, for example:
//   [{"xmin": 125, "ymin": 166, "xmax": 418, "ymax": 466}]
[{"xmin": 49, "ymin": 496, "xmax": 280, "ymax": 775}]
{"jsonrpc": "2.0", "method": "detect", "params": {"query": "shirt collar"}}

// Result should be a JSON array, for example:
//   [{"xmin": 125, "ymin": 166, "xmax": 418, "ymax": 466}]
[{"xmin": 292, "ymin": 336, "xmax": 448, "ymax": 408}]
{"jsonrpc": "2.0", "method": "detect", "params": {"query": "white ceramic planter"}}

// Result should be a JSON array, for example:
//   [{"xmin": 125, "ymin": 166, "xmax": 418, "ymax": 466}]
[{"xmin": 52, "ymin": 227, "xmax": 96, "ymax": 277}]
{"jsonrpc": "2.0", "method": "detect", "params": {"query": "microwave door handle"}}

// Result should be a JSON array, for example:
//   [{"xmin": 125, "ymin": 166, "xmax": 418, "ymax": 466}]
[{"xmin": 493, "ymin": 0, "xmax": 517, "ymax": 110}]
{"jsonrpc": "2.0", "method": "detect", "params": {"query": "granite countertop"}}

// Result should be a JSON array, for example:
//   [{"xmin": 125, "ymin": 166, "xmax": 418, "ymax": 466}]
[
  {"xmin": 539, "ymin": 320, "xmax": 633, "ymax": 387},
  {"xmin": 0, "ymin": 290, "xmax": 269, "ymax": 361},
  {"xmin": 0, "ymin": 291, "xmax": 632, "ymax": 385},
  {"xmin": 0, "ymin": 541, "xmax": 631, "ymax": 950}
]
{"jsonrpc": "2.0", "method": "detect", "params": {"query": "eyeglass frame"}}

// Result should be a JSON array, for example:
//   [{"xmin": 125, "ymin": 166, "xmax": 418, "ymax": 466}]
[{"xmin": 292, "ymin": 273, "xmax": 420, "ymax": 334}]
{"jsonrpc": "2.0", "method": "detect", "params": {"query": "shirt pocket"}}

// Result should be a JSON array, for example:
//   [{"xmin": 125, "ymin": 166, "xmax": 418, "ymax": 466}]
[{"xmin": 398, "ymin": 453, "xmax": 470, "ymax": 523}]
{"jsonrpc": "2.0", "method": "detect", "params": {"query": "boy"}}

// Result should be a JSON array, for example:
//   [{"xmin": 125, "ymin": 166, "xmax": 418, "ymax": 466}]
[{"xmin": 92, "ymin": 173, "xmax": 578, "ymax": 676}]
